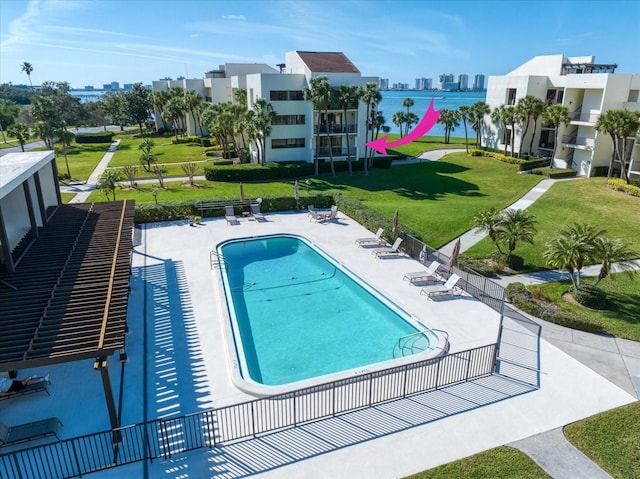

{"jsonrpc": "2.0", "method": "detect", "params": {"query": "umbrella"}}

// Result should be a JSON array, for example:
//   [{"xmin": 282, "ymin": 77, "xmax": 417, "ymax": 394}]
[
  {"xmin": 294, "ymin": 180, "xmax": 300, "ymax": 211},
  {"xmin": 449, "ymin": 238, "xmax": 461, "ymax": 268},
  {"xmin": 240, "ymin": 183, "xmax": 245, "ymax": 203},
  {"xmin": 419, "ymin": 244, "xmax": 426, "ymax": 264},
  {"xmin": 392, "ymin": 209, "xmax": 399, "ymax": 236}
]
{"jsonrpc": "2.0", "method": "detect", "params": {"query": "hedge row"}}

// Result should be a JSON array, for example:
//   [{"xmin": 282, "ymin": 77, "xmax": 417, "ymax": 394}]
[
  {"xmin": 75, "ymin": 132, "xmax": 113, "ymax": 143},
  {"xmin": 531, "ymin": 167, "xmax": 577, "ymax": 178},
  {"xmin": 475, "ymin": 150, "xmax": 526, "ymax": 165},
  {"xmin": 519, "ymin": 158, "xmax": 551, "ymax": 171},
  {"xmin": 203, "ymin": 158, "xmax": 393, "ymax": 182},
  {"xmin": 608, "ymin": 178, "xmax": 640, "ymax": 197},
  {"xmin": 171, "ymin": 136, "xmax": 202, "ymax": 144},
  {"xmin": 505, "ymin": 282, "xmax": 603, "ymax": 333}
]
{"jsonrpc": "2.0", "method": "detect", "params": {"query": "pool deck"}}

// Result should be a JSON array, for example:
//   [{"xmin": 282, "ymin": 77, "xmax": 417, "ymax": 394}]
[{"xmin": 1, "ymin": 210, "xmax": 635, "ymax": 478}]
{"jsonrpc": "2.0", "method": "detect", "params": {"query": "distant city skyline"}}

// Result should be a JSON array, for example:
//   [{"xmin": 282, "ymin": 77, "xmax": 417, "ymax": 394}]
[{"xmin": 1, "ymin": 1, "xmax": 638, "ymax": 89}]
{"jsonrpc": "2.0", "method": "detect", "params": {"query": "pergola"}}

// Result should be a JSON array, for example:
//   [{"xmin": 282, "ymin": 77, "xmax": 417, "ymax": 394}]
[{"xmin": 0, "ymin": 200, "xmax": 135, "ymax": 430}]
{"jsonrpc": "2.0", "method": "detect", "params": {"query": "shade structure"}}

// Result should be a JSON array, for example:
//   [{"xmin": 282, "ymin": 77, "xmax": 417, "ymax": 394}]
[
  {"xmin": 392, "ymin": 209, "xmax": 399, "ymax": 236},
  {"xmin": 240, "ymin": 183, "xmax": 245, "ymax": 203},
  {"xmin": 450, "ymin": 238, "xmax": 461, "ymax": 267}
]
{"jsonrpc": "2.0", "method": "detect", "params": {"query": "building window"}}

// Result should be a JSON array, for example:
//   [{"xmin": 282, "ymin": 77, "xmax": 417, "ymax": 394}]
[
  {"xmin": 272, "ymin": 138, "xmax": 305, "ymax": 149},
  {"xmin": 506, "ymin": 89, "xmax": 517, "ymax": 106},
  {"xmin": 273, "ymin": 114, "xmax": 306, "ymax": 125},
  {"xmin": 270, "ymin": 90, "xmax": 304, "ymax": 101}
]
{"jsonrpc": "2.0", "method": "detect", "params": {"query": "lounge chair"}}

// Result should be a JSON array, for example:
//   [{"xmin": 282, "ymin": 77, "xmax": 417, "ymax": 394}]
[
  {"xmin": 371, "ymin": 238, "xmax": 403, "ymax": 258},
  {"xmin": 0, "ymin": 378, "xmax": 50, "ymax": 401},
  {"xmin": 325, "ymin": 205, "xmax": 339, "ymax": 222},
  {"xmin": 0, "ymin": 418, "xmax": 62, "ymax": 447},
  {"xmin": 403, "ymin": 261, "xmax": 441, "ymax": 285},
  {"xmin": 355, "ymin": 228, "xmax": 385, "ymax": 247},
  {"xmin": 250, "ymin": 204, "xmax": 265, "ymax": 222},
  {"xmin": 225, "ymin": 206, "xmax": 239, "ymax": 225},
  {"xmin": 420, "ymin": 274, "xmax": 461, "ymax": 299}
]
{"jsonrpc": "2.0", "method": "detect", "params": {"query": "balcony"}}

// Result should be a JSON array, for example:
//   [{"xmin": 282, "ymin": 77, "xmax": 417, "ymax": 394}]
[
  {"xmin": 561, "ymin": 135, "xmax": 594, "ymax": 149},
  {"xmin": 314, "ymin": 124, "xmax": 357, "ymax": 134},
  {"xmin": 570, "ymin": 111, "xmax": 600, "ymax": 123},
  {"xmin": 318, "ymin": 147, "xmax": 357, "ymax": 157}
]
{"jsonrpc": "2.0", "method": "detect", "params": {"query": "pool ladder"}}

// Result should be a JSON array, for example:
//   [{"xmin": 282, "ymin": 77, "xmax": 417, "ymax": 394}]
[{"xmin": 210, "ymin": 250, "xmax": 226, "ymax": 270}]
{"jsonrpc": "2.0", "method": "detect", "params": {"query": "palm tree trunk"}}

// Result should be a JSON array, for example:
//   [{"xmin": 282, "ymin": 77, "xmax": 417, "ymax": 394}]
[
  {"xmin": 617, "ymin": 135, "xmax": 630, "ymax": 183},
  {"xmin": 314, "ymin": 111, "xmax": 320, "ymax": 176},
  {"xmin": 528, "ymin": 118, "xmax": 538, "ymax": 154},
  {"xmin": 463, "ymin": 120, "xmax": 469, "ymax": 153}
]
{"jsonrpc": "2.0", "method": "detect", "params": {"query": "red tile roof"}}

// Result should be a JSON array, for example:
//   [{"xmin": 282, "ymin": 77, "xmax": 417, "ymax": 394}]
[{"xmin": 296, "ymin": 51, "xmax": 360, "ymax": 73}]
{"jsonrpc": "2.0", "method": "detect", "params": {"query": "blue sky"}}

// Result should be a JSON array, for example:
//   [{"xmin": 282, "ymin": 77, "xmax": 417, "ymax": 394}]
[{"xmin": 1, "ymin": 0, "xmax": 638, "ymax": 89}]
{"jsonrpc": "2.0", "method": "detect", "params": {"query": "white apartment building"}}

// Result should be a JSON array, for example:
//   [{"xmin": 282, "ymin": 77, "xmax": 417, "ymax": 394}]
[
  {"xmin": 152, "ymin": 51, "xmax": 377, "ymax": 165},
  {"xmin": 484, "ymin": 54, "xmax": 640, "ymax": 178}
]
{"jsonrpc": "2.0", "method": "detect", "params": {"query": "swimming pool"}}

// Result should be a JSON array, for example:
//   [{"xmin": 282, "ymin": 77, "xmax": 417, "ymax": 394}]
[{"xmin": 217, "ymin": 234, "xmax": 446, "ymax": 395}]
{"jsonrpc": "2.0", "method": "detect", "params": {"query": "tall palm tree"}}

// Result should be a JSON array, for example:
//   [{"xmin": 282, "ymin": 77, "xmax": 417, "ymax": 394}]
[
  {"xmin": 595, "ymin": 108, "xmax": 640, "ymax": 183},
  {"xmin": 542, "ymin": 103, "xmax": 570, "ymax": 166},
  {"xmin": 6, "ymin": 123, "xmax": 29, "ymax": 152},
  {"xmin": 162, "ymin": 97, "xmax": 184, "ymax": 139},
  {"xmin": 471, "ymin": 207, "xmax": 503, "ymax": 254},
  {"xmin": 502, "ymin": 105, "xmax": 518, "ymax": 157},
  {"xmin": 305, "ymin": 76, "xmax": 333, "ymax": 176},
  {"xmin": 152, "ymin": 90, "xmax": 170, "ymax": 131},
  {"xmin": 495, "ymin": 208, "xmax": 537, "ymax": 258},
  {"xmin": 252, "ymin": 98, "xmax": 276, "ymax": 165},
  {"xmin": 437, "ymin": 109, "xmax": 460, "ymax": 144},
  {"xmin": 404, "ymin": 112, "xmax": 418, "ymax": 137},
  {"xmin": 233, "ymin": 88, "xmax": 247, "ymax": 106},
  {"xmin": 471, "ymin": 101, "xmax": 491, "ymax": 147},
  {"xmin": 392, "ymin": 111, "xmax": 406, "ymax": 138},
  {"xmin": 21, "ymin": 62, "xmax": 34, "ymax": 90},
  {"xmin": 458, "ymin": 105, "xmax": 472, "ymax": 153},
  {"xmin": 184, "ymin": 89, "xmax": 204, "ymax": 136},
  {"xmin": 528, "ymin": 97, "xmax": 546, "ymax": 156},
  {"xmin": 57, "ymin": 129, "xmax": 75, "ymax": 178},
  {"xmin": 336, "ymin": 85, "xmax": 358, "ymax": 176},
  {"xmin": 358, "ymin": 82, "xmax": 381, "ymax": 174},
  {"xmin": 402, "ymin": 97, "xmax": 414, "ymax": 115},
  {"xmin": 515, "ymin": 95, "xmax": 540, "ymax": 157}
]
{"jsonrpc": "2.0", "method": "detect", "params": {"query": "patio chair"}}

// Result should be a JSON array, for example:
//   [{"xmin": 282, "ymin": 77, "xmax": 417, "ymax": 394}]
[
  {"xmin": 0, "ymin": 378, "xmax": 50, "ymax": 401},
  {"xmin": 420, "ymin": 274, "xmax": 461, "ymax": 300},
  {"xmin": 371, "ymin": 238, "xmax": 403, "ymax": 258},
  {"xmin": 250, "ymin": 203, "xmax": 265, "ymax": 222},
  {"xmin": 325, "ymin": 205, "xmax": 339, "ymax": 222},
  {"xmin": 225, "ymin": 206, "xmax": 239, "ymax": 225},
  {"xmin": 309, "ymin": 210, "xmax": 325, "ymax": 223},
  {"xmin": 0, "ymin": 418, "xmax": 62, "ymax": 447},
  {"xmin": 355, "ymin": 228, "xmax": 385, "ymax": 247},
  {"xmin": 403, "ymin": 261, "xmax": 441, "ymax": 285}
]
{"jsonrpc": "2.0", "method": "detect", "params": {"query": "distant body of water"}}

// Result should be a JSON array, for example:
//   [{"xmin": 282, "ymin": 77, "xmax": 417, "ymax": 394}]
[{"xmin": 378, "ymin": 90, "xmax": 486, "ymax": 137}]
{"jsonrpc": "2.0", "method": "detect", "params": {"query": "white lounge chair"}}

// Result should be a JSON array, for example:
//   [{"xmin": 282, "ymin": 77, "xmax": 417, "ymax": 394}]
[
  {"xmin": 325, "ymin": 205, "xmax": 339, "ymax": 222},
  {"xmin": 250, "ymin": 204, "xmax": 265, "ymax": 222},
  {"xmin": 355, "ymin": 228, "xmax": 385, "ymax": 247},
  {"xmin": 403, "ymin": 261, "xmax": 441, "ymax": 285},
  {"xmin": 225, "ymin": 206, "xmax": 239, "ymax": 225},
  {"xmin": 420, "ymin": 274, "xmax": 461, "ymax": 299},
  {"xmin": 371, "ymin": 238, "xmax": 403, "ymax": 258}
]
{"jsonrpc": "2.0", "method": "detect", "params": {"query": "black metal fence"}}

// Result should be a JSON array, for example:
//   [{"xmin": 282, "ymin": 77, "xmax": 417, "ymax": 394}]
[
  {"xmin": 400, "ymin": 233, "xmax": 506, "ymax": 313},
  {"xmin": 0, "ymin": 344, "xmax": 496, "ymax": 479}
]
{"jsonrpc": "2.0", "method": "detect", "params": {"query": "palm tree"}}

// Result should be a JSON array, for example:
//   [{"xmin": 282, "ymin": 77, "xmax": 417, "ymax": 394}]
[
  {"xmin": 138, "ymin": 137, "xmax": 156, "ymax": 171},
  {"xmin": 57, "ymin": 129, "xmax": 75, "ymax": 178},
  {"xmin": 336, "ymin": 85, "xmax": 358, "ymax": 176},
  {"xmin": 21, "ymin": 62, "xmax": 34, "ymax": 90},
  {"xmin": 544, "ymin": 223, "xmax": 603, "ymax": 288},
  {"xmin": 495, "ymin": 209, "xmax": 537, "ymax": 258},
  {"xmin": 471, "ymin": 101, "xmax": 490, "ymax": 147},
  {"xmin": 404, "ymin": 112, "xmax": 418, "ymax": 137},
  {"xmin": 437, "ymin": 109, "xmax": 460, "ymax": 144},
  {"xmin": 458, "ymin": 105, "xmax": 472, "ymax": 153},
  {"xmin": 471, "ymin": 207, "xmax": 503, "ymax": 254},
  {"xmin": 252, "ymin": 98, "xmax": 276, "ymax": 165},
  {"xmin": 528, "ymin": 97, "xmax": 546, "ymax": 155},
  {"xmin": 358, "ymin": 82, "xmax": 381, "ymax": 174},
  {"xmin": 305, "ymin": 76, "xmax": 333, "ymax": 176},
  {"xmin": 6, "ymin": 123, "xmax": 30, "ymax": 151},
  {"xmin": 515, "ymin": 95, "xmax": 539, "ymax": 157},
  {"xmin": 591, "ymin": 237, "xmax": 638, "ymax": 287},
  {"xmin": 233, "ymin": 88, "xmax": 247, "ymax": 106},
  {"xmin": 392, "ymin": 111, "xmax": 406, "ymax": 138},
  {"xmin": 595, "ymin": 108, "xmax": 640, "ymax": 183},
  {"xmin": 97, "ymin": 168, "xmax": 122, "ymax": 201},
  {"xmin": 152, "ymin": 90, "xmax": 170, "ymax": 131},
  {"xmin": 542, "ymin": 103, "xmax": 570, "ymax": 166},
  {"xmin": 184, "ymin": 89, "xmax": 204, "ymax": 136},
  {"xmin": 162, "ymin": 97, "xmax": 185, "ymax": 139},
  {"xmin": 502, "ymin": 106, "xmax": 518, "ymax": 157},
  {"xmin": 402, "ymin": 97, "xmax": 414, "ymax": 115}
]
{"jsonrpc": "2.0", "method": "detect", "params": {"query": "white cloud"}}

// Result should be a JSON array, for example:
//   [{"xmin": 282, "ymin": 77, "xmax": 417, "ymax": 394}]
[{"xmin": 221, "ymin": 14, "xmax": 246, "ymax": 20}]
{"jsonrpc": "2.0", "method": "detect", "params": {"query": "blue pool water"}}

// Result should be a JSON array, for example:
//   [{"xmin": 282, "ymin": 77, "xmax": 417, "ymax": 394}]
[{"xmin": 219, "ymin": 235, "xmax": 438, "ymax": 387}]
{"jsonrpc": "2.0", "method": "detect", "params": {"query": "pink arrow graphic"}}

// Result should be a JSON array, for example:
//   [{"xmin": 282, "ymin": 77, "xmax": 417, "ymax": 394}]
[{"xmin": 366, "ymin": 98, "xmax": 441, "ymax": 156}]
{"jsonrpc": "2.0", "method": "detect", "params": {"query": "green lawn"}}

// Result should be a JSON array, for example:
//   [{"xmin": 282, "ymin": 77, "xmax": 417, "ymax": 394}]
[
  {"xmin": 405, "ymin": 446, "xmax": 550, "ymax": 479},
  {"xmin": 55, "ymin": 143, "xmax": 112, "ymax": 181},
  {"xmin": 465, "ymin": 178, "xmax": 640, "ymax": 271},
  {"xmin": 386, "ymin": 134, "xmax": 467, "ymax": 157},
  {"xmin": 564, "ymin": 402, "xmax": 640, "ymax": 479},
  {"xmin": 530, "ymin": 271, "xmax": 640, "ymax": 341}
]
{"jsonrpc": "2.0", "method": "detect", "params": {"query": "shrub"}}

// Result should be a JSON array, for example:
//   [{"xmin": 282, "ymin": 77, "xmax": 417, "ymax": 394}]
[
  {"xmin": 519, "ymin": 158, "xmax": 551, "ymax": 171},
  {"xmin": 459, "ymin": 257, "xmax": 496, "ymax": 277},
  {"xmin": 484, "ymin": 151, "xmax": 526, "ymax": 165},
  {"xmin": 540, "ymin": 310, "xmax": 603, "ymax": 333},
  {"xmin": 470, "ymin": 148, "xmax": 484, "ymax": 156},
  {"xmin": 171, "ymin": 136, "xmax": 201, "ymax": 144},
  {"xmin": 75, "ymin": 131, "xmax": 114, "ymax": 143},
  {"xmin": 608, "ymin": 178, "xmax": 640, "ymax": 197},
  {"xmin": 213, "ymin": 160, "xmax": 233, "ymax": 166},
  {"xmin": 200, "ymin": 138, "xmax": 211, "ymax": 147},
  {"xmin": 570, "ymin": 286, "xmax": 607, "ymax": 309},
  {"xmin": 531, "ymin": 167, "xmax": 577, "ymax": 178},
  {"xmin": 506, "ymin": 282, "xmax": 528, "ymax": 302}
]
